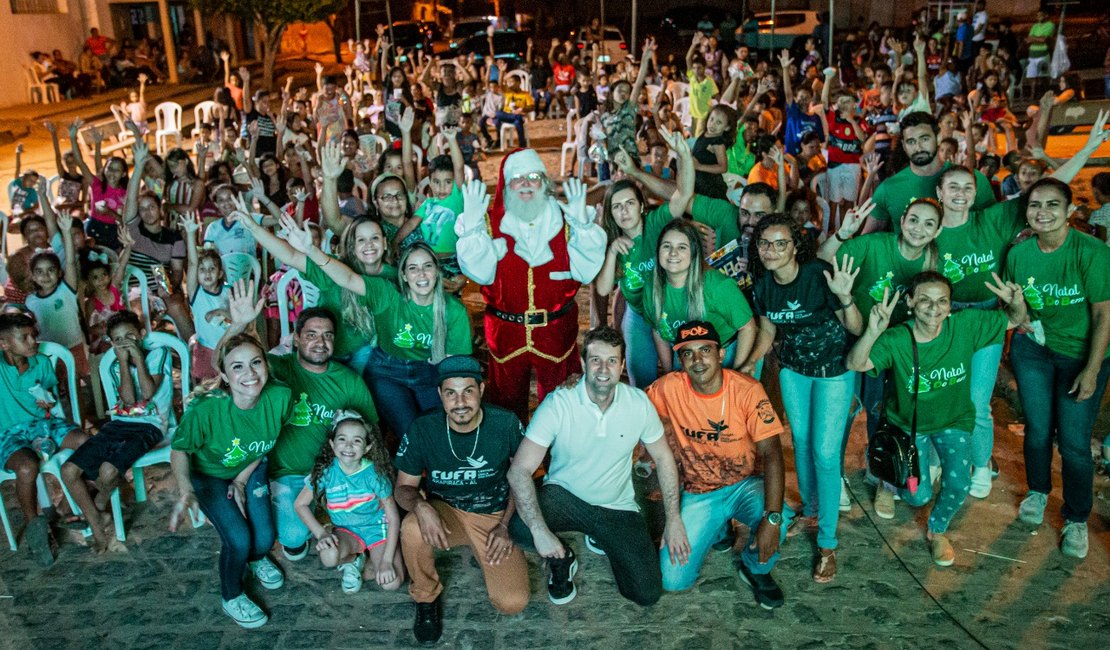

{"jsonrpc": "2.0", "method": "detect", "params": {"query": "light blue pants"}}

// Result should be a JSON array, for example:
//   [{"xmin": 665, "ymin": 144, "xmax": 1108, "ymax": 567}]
[
  {"xmin": 270, "ymin": 473, "xmax": 312, "ymax": 549},
  {"xmin": 661, "ymin": 475, "xmax": 793, "ymax": 591},
  {"xmin": 622, "ymin": 308, "xmax": 660, "ymax": 388},
  {"xmin": 899, "ymin": 429, "xmax": 972, "ymax": 534},
  {"xmin": 779, "ymin": 368, "xmax": 855, "ymax": 549},
  {"xmin": 968, "ymin": 342, "xmax": 1003, "ymax": 468}
]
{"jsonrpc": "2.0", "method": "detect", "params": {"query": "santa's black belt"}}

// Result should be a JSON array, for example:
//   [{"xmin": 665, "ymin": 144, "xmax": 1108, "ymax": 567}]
[{"xmin": 489, "ymin": 301, "xmax": 575, "ymax": 326}]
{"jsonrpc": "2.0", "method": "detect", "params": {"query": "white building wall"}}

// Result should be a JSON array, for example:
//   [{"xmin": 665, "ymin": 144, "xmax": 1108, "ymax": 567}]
[{"xmin": 0, "ymin": 0, "xmax": 90, "ymax": 108}]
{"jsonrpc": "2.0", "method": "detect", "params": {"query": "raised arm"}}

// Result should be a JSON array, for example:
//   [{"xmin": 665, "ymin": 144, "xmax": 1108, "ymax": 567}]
[
  {"xmin": 67, "ymin": 119, "xmax": 95, "ymax": 183},
  {"xmin": 441, "ymin": 125, "xmax": 466, "ymax": 185},
  {"xmin": 318, "ymin": 141, "xmax": 348, "ymax": 235},
  {"xmin": 846, "ymin": 287, "xmax": 898, "ymax": 373},
  {"xmin": 181, "ymin": 211, "xmax": 201, "ymax": 297},
  {"xmin": 1049, "ymin": 109, "xmax": 1110, "ymax": 185},
  {"xmin": 912, "ymin": 34, "xmax": 931, "ymax": 110},
  {"xmin": 630, "ymin": 39, "xmax": 656, "ymax": 107},
  {"xmin": 685, "ymin": 33, "xmax": 702, "ymax": 71},
  {"xmin": 778, "ymin": 49, "xmax": 794, "ymax": 106},
  {"xmin": 123, "ymin": 140, "xmax": 149, "ymax": 224},
  {"xmin": 281, "ymin": 213, "xmax": 365, "ymax": 295},
  {"xmin": 56, "ymin": 210, "xmax": 78, "ymax": 290},
  {"xmin": 240, "ymin": 67, "xmax": 253, "ymax": 114},
  {"xmin": 399, "ymin": 106, "xmax": 417, "ymax": 191},
  {"xmin": 817, "ymin": 199, "xmax": 873, "ymax": 262}
]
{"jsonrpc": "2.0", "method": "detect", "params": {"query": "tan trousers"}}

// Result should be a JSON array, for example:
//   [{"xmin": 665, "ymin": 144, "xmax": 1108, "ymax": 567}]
[{"xmin": 401, "ymin": 500, "xmax": 529, "ymax": 614}]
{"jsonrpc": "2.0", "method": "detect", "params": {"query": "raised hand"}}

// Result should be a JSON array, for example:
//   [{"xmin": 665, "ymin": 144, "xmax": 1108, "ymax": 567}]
[
  {"xmin": 824, "ymin": 255, "xmax": 860, "ymax": 298},
  {"xmin": 320, "ymin": 140, "xmax": 346, "ymax": 179},
  {"xmin": 43, "ymin": 120, "xmax": 56, "ymax": 135},
  {"xmin": 132, "ymin": 139, "xmax": 149, "ymax": 165},
  {"xmin": 117, "ymin": 224, "xmax": 135, "ymax": 249},
  {"xmin": 398, "ymin": 106, "xmax": 415, "ymax": 133},
  {"xmin": 292, "ymin": 188, "xmax": 309, "ymax": 203},
  {"xmin": 314, "ymin": 62, "xmax": 324, "ymax": 75},
  {"xmin": 560, "ymin": 176, "xmax": 590, "ymax": 226},
  {"xmin": 440, "ymin": 124, "xmax": 459, "ymax": 140},
  {"xmin": 642, "ymin": 37, "xmax": 657, "ymax": 57},
  {"xmin": 861, "ymin": 152, "xmax": 884, "ymax": 177},
  {"xmin": 983, "ymin": 272, "xmax": 1023, "ymax": 307},
  {"xmin": 227, "ymin": 277, "xmax": 263, "ymax": 328},
  {"xmin": 238, "ymin": 66, "xmax": 250, "ymax": 82},
  {"xmin": 778, "ymin": 49, "xmax": 794, "ymax": 70},
  {"xmin": 219, "ymin": 51, "xmax": 230, "ymax": 63},
  {"xmin": 68, "ymin": 118, "xmax": 81, "ymax": 139},
  {"xmin": 280, "ymin": 214, "xmax": 316, "ymax": 253},
  {"xmin": 611, "ymin": 148, "xmax": 634, "ymax": 174},
  {"xmin": 837, "ymin": 198, "xmax": 876, "ymax": 240},
  {"xmin": 770, "ymin": 144, "xmax": 784, "ymax": 168},
  {"xmin": 89, "ymin": 126, "xmax": 104, "ymax": 145},
  {"xmin": 246, "ymin": 175, "xmax": 265, "ymax": 199},
  {"xmin": 867, "ymin": 287, "xmax": 900, "ymax": 335},
  {"xmin": 457, "ymin": 179, "xmax": 490, "ymax": 236},
  {"xmin": 1082, "ymin": 109, "xmax": 1110, "ymax": 151},
  {"xmin": 138, "ymin": 72, "xmax": 149, "ymax": 85},
  {"xmin": 178, "ymin": 210, "xmax": 201, "ymax": 235},
  {"xmin": 913, "ymin": 32, "xmax": 926, "ymax": 53},
  {"xmin": 1038, "ymin": 90, "xmax": 1056, "ymax": 113}
]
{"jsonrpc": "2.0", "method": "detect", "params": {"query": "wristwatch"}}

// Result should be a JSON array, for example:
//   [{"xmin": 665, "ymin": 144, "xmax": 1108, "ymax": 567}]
[{"xmin": 763, "ymin": 511, "xmax": 783, "ymax": 527}]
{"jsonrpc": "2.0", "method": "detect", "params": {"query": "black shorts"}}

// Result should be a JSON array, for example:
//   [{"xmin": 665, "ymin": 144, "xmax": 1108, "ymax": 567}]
[{"xmin": 67, "ymin": 420, "xmax": 163, "ymax": 481}]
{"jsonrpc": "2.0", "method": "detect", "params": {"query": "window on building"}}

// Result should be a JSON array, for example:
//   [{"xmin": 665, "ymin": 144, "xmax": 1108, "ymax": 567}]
[{"xmin": 10, "ymin": 0, "xmax": 64, "ymax": 14}]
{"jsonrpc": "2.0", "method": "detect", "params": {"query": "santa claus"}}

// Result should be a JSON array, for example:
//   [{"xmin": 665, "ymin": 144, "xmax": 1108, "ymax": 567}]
[{"xmin": 455, "ymin": 149, "xmax": 606, "ymax": 421}]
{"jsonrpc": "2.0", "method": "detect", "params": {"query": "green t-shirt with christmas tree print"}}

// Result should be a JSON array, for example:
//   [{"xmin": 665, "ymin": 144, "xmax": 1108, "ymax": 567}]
[
  {"xmin": 266, "ymin": 354, "xmax": 380, "ymax": 479},
  {"xmin": 303, "ymin": 257, "xmax": 397, "ymax": 358},
  {"xmin": 615, "ymin": 205, "xmax": 674, "ymax": 316},
  {"xmin": 172, "ymin": 383, "xmax": 293, "ymax": 480},
  {"xmin": 1005, "ymin": 229, "xmax": 1110, "ymax": 360},
  {"xmin": 838, "ymin": 232, "xmax": 929, "ymax": 325},
  {"xmin": 359, "ymin": 275, "xmax": 472, "ymax": 361},
  {"xmin": 936, "ymin": 198, "xmax": 1026, "ymax": 303},
  {"xmin": 642, "ymin": 268, "xmax": 753, "ymax": 343},
  {"xmin": 867, "ymin": 310, "xmax": 1007, "ymax": 434},
  {"xmin": 871, "ymin": 162, "xmax": 996, "ymax": 234},
  {"xmin": 690, "ymin": 194, "xmax": 742, "ymax": 252}
]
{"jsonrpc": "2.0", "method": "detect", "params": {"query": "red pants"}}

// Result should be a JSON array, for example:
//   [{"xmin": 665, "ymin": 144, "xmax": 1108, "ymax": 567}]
[{"xmin": 485, "ymin": 341, "xmax": 581, "ymax": 424}]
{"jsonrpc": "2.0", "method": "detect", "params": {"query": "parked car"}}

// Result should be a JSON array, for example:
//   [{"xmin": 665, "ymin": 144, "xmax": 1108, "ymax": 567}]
[
  {"xmin": 439, "ymin": 16, "xmax": 496, "ymax": 54},
  {"xmin": 387, "ymin": 21, "xmax": 440, "ymax": 53},
  {"xmin": 737, "ymin": 11, "xmax": 820, "ymax": 50},
  {"xmin": 452, "ymin": 29, "xmax": 532, "ymax": 67},
  {"xmin": 570, "ymin": 25, "xmax": 629, "ymax": 65}
]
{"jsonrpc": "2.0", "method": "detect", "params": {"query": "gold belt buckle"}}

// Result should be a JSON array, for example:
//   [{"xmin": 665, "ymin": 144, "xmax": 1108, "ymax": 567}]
[{"xmin": 524, "ymin": 308, "xmax": 548, "ymax": 326}]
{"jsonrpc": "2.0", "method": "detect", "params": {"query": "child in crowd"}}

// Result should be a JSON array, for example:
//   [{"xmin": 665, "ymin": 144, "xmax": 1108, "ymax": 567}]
[
  {"xmin": 121, "ymin": 73, "xmax": 150, "ymax": 138},
  {"xmin": 82, "ymin": 227, "xmax": 134, "ymax": 356},
  {"xmin": 691, "ymin": 104, "xmax": 736, "ymax": 200},
  {"xmin": 26, "ymin": 211, "xmax": 88, "ymax": 382},
  {"xmin": 685, "ymin": 34, "xmax": 719, "ymax": 137},
  {"xmin": 181, "ymin": 212, "xmax": 230, "ymax": 381},
  {"xmin": 1089, "ymin": 172, "xmax": 1110, "ymax": 244},
  {"xmin": 60, "ymin": 310, "xmax": 174, "ymax": 554},
  {"xmin": 295, "ymin": 412, "xmax": 403, "ymax": 594}
]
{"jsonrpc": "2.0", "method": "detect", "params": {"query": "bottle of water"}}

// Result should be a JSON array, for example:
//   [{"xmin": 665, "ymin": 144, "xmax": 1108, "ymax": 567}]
[{"xmin": 31, "ymin": 437, "xmax": 57, "ymax": 461}]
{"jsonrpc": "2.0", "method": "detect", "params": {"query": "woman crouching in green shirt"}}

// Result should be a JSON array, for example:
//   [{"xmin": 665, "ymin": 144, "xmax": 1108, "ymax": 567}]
[
  {"xmin": 847, "ymin": 270, "xmax": 1026, "ymax": 567},
  {"xmin": 170, "ymin": 333, "xmax": 294, "ymax": 629},
  {"xmin": 282, "ymin": 214, "xmax": 472, "ymax": 440}
]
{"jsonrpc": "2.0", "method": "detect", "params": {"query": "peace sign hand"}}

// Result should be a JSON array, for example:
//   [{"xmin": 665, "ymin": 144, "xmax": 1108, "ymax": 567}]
[
  {"xmin": 867, "ymin": 287, "xmax": 900, "ymax": 335},
  {"xmin": 837, "ymin": 198, "xmax": 875, "ymax": 240}
]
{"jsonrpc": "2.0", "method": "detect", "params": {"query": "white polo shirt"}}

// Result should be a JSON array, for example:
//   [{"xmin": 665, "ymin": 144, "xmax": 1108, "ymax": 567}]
[{"xmin": 525, "ymin": 381, "xmax": 663, "ymax": 512}]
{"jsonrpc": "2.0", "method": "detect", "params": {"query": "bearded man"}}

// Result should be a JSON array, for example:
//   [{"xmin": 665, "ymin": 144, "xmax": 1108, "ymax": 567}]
[{"xmin": 454, "ymin": 149, "xmax": 606, "ymax": 421}]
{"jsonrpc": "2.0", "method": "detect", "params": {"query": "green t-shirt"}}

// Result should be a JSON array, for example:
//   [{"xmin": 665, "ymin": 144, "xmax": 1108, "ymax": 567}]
[
  {"xmin": 690, "ymin": 194, "xmax": 742, "ymax": 248},
  {"xmin": 727, "ymin": 123, "xmax": 756, "ymax": 177},
  {"xmin": 871, "ymin": 163, "xmax": 996, "ymax": 233},
  {"xmin": 359, "ymin": 275, "xmax": 472, "ymax": 360},
  {"xmin": 266, "ymin": 354, "xmax": 380, "ymax": 478},
  {"xmin": 642, "ymin": 268, "xmax": 753, "ymax": 343},
  {"xmin": 1005, "ymin": 229, "xmax": 1110, "ymax": 360},
  {"xmin": 416, "ymin": 183, "xmax": 463, "ymax": 256},
  {"xmin": 615, "ymin": 205, "xmax": 673, "ymax": 316},
  {"xmin": 303, "ymin": 257, "xmax": 397, "ymax": 358},
  {"xmin": 172, "ymin": 383, "xmax": 293, "ymax": 480},
  {"xmin": 868, "ymin": 310, "xmax": 1007, "ymax": 434},
  {"xmin": 838, "ymin": 232, "xmax": 928, "ymax": 325},
  {"xmin": 1028, "ymin": 21, "xmax": 1054, "ymax": 57},
  {"xmin": 936, "ymin": 198, "xmax": 1026, "ymax": 303}
]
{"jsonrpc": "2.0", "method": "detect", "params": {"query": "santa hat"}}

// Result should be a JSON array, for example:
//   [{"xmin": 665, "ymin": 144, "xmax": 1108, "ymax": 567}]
[{"xmin": 501, "ymin": 149, "xmax": 545, "ymax": 183}]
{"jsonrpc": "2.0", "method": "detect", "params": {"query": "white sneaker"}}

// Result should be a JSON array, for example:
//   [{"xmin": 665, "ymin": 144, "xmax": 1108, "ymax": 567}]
[
  {"xmin": 839, "ymin": 479, "xmax": 851, "ymax": 513},
  {"xmin": 969, "ymin": 467, "xmax": 992, "ymax": 499},
  {"xmin": 1061, "ymin": 522, "xmax": 1089, "ymax": 559},
  {"xmin": 250, "ymin": 556, "xmax": 285, "ymax": 590},
  {"xmin": 222, "ymin": 593, "xmax": 268, "ymax": 629},
  {"xmin": 1018, "ymin": 491, "xmax": 1048, "ymax": 526},
  {"xmin": 339, "ymin": 554, "xmax": 366, "ymax": 594}
]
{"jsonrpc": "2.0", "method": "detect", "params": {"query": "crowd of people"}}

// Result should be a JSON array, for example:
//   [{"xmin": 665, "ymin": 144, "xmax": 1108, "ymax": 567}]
[{"xmin": 3, "ymin": 9, "xmax": 1110, "ymax": 644}]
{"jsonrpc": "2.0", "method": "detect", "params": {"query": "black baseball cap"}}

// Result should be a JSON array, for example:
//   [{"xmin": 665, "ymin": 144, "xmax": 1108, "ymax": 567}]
[
  {"xmin": 672, "ymin": 320, "xmax": 721, "ymax": 351},
  {"xmin": 437, "ymin": 355, "xmax": 483, "ymax": 384}
]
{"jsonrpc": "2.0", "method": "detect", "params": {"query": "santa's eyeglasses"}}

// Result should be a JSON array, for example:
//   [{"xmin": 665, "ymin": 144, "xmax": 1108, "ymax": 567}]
[{"xmin": 508, "ymin": 172, "xmax": 545, "ymax": 189}]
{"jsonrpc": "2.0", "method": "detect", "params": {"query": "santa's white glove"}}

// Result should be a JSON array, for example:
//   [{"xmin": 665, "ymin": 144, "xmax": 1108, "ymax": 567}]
[
  {"xmin": 559, "ymin": 177, "xmax": 593, "ymax": 228},
  {"xmin": 455, "ymin": 179, "xmax": 490, "ymax": 238}
]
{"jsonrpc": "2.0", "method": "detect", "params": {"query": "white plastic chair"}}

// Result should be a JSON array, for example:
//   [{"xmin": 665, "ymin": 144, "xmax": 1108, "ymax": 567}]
[
  {"xmin": 100, "ymin": 332, "xmax": 203, "ymax": 539},
  {"xmin": 674, "ymin": 97, "xmax": 692, "ymax": 131},
  {"xmin": 506, "ymin": 70, "xmax": 531, "ymax": 93},
  {"xmin": 352, "ymin": 177, "xmax": 369, "ymax": 202},
  {"xmin": 220, "ymin": 252, "xmax": 262, "ymax": 287},
  {"xmin": 646, "ymin": 84, "xmax": 663, "ymax": 105},
  {"xmin": 24, "ymin": 66, "xmax": 59, "ymax": 104},
  {"xmin": 321, "ymin": 229, "xmax": 336, "ymax": 255},
  {"xmin": 276, "ymin": 270, "xmax": 322, "ymax": 341},
  {"xmin": 667, "ymin": 82, "xmax": 689, "ymax": 104},
  {"xmin": 124, "ymin": 265, "xmax": 154, "ymax": 332},
  {"xmin": 109, "ymin": 105, "xmax": 137, "ymax": 145},
  {"xmin": 0, "ymin": 210, "xmax": 9, "ymax": 257},
  {"xmin": 499, "ymin": 123, "xmax": 519, "ymax": 151},
  {"xmin": 154, "ymin": 101, "xmax": 183, "ymax": 156},
  {"xmin": 559, "ymin": 109, "xmax": 579, "ymax": 177},
  {"xmin": 358, "ymin": 133, "xmax": 388, "ymax": 159},
  {"xmin": 191, "ymin": 100, "xmax": 217, "ymax": 140}
]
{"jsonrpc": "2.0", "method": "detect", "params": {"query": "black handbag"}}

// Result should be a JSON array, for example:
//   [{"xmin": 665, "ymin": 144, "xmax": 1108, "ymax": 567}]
[{"xmin": 867, "ymin": 325, "xmax": 922, "ymax": 493}]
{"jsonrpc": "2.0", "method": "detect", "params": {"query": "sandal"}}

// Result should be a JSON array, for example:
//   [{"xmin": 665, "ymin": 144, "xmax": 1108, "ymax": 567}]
[
  {"xmin": 58, "ymin": 515, "xmax": 90, "ymax": 530},
  {"xmin": 813, "ymin": 549, "xmax": 837, "ymax": 583}
]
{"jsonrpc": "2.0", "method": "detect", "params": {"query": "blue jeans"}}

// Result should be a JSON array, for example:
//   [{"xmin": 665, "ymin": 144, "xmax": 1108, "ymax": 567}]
[
  {"xmin": 191, "ymin": 460, "xmax": 275, "ymax": 600},
  {"xmin": 779, "ymin": 368, "xmax": 855, "ymax": 549},
  {"xmin": 1010, "ymin": 333, "xmax": 1110, "ymax": 522},
  {"xmin": 270, "ymin": 473, "xmax": 311, "ymax": 549},
  {"xmin": 622, "ymin": 308, "xmax": 659, "ymax": 388},
  {"xmin": 493, "ymin": 111, "xmax": 527, "ymax": 146},
  {"xmin": 363, "ymin": 347, "xmax": 441, "ymax": 439},
  {"xmin": 968, "ymin": 342, "xmax": 1003, "ymax": 468},
  {"xmin": 532, "ymin": 89, "xmax": 551, "ymax": 114},
  {"xmin": 339, "ymin": 341, "xmax": 376, "ymax": 378},
  {"xmin": 898, "ymin": 430, "xmax": 971, "ymax": 534},
  {"xmin": 661, "ymin": 476, "xmax": 793, "ymax": 591}
]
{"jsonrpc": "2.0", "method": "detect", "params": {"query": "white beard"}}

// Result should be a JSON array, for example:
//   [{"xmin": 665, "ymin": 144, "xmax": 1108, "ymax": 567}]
[
  {"xmin": 499, "ymin": 186, "xmax": 562, "ymax": 267},
  {"xmin": 503, "ymin": 187, "xmax": 548, "ymax": 224}
]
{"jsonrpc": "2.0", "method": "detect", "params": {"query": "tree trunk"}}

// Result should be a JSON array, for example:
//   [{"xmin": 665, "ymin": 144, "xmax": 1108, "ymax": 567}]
[
  {"xmin": 327, "ymin": 15, "xmax": 344, "ymax": 63},
  {"xmin": 262, "ymin": 24, "xmax": 286, "ymax": 91}
]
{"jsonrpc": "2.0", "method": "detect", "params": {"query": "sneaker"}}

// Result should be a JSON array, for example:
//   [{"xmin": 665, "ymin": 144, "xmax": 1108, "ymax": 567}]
[
  {"xmin": 547, "ymin": 549, "xmax": 579, "ymax": 605},
  {"xmin": 281, "ymin": 542, "xmax": 308, "ymax": 562},
  {"xmin": 222, "ymin": 593, "xmax": 268, "ymax": 629},
  {"xmin": 339, "ymin": 554, "xmax": 366, "ymax": 594},
  {"xmin": 584, "ymin": 535, "xmax": 606, "ymax": 556},
  {"xmin": 1061, "ymin": 522, "xmax": 1089, "ymax": 559},
  {"xmin": 737, "ymin": 561, "xmax": 784, "ymax": 610},
  {"xmin": 969, "ymin": 467, "xmax": 992, "ymax": 499},
  {"xmin": 874, "ymin": 487, "xmax": 896, "ymax": 520},
  {"xmin": 413, "ymin": 598, "xmax": 442, "ymax": 645},
  {"xmin": 813, "ymin": 549, "xmax": 837, "ymax": 583},
  {"xmin": 1018, "ymin": 491, "xmax": 1048, "ymax": 526},
  {"xmin": 839, "ymin": 479, "xmax": 852, "ymax": 512},
  {"xmin": 990, "ymin": 457, "xmax": 1000, "ymax": 478},
  {"xmin": 25, "ymin": 514, "xmax": 56, "ymax": 568},
  {"xmin": 929, "ymin": 534, "xmax": 956, "ymax": 567},
  {"xmin": 250, "ymin": 556, "xmax": 285, "ymax": 590}
]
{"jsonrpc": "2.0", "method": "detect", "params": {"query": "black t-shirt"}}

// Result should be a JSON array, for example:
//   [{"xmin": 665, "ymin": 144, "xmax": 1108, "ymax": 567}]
[
  {"xmin": 393, "ymin": 404, "xmax": 523, "ymax": 514},
  {"xmin": 574, "ymin": 88, "xmax": 598, "ymax": 116},
  {"xmin": 245, "ymin": 110, "xmax": 277, "ymax": 158},
  {"xmin": 753, "ymin": 259, "xmax": 850, "ymax": 376}
]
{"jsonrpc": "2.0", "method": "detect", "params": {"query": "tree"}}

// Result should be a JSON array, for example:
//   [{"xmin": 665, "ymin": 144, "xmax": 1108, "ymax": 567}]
[{"xmin": 191, "ymin": 0, "xmax": 346, "ymax": 90}]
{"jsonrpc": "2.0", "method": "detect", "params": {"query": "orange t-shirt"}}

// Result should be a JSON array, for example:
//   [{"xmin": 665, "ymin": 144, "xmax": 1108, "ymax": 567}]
[
  {"xmin": 647, "ymin": 370, "xmax": 783, "ymax": 494},
  {"xmin": 747, "ymin": 162, "xmax": 791, "ymax": 191}
]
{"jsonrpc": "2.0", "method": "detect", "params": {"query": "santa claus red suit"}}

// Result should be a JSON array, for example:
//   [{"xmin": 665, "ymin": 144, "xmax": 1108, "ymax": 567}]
[{"xmin": 455, "ymin": 149, "xmax": 606, "ymax": 421}]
